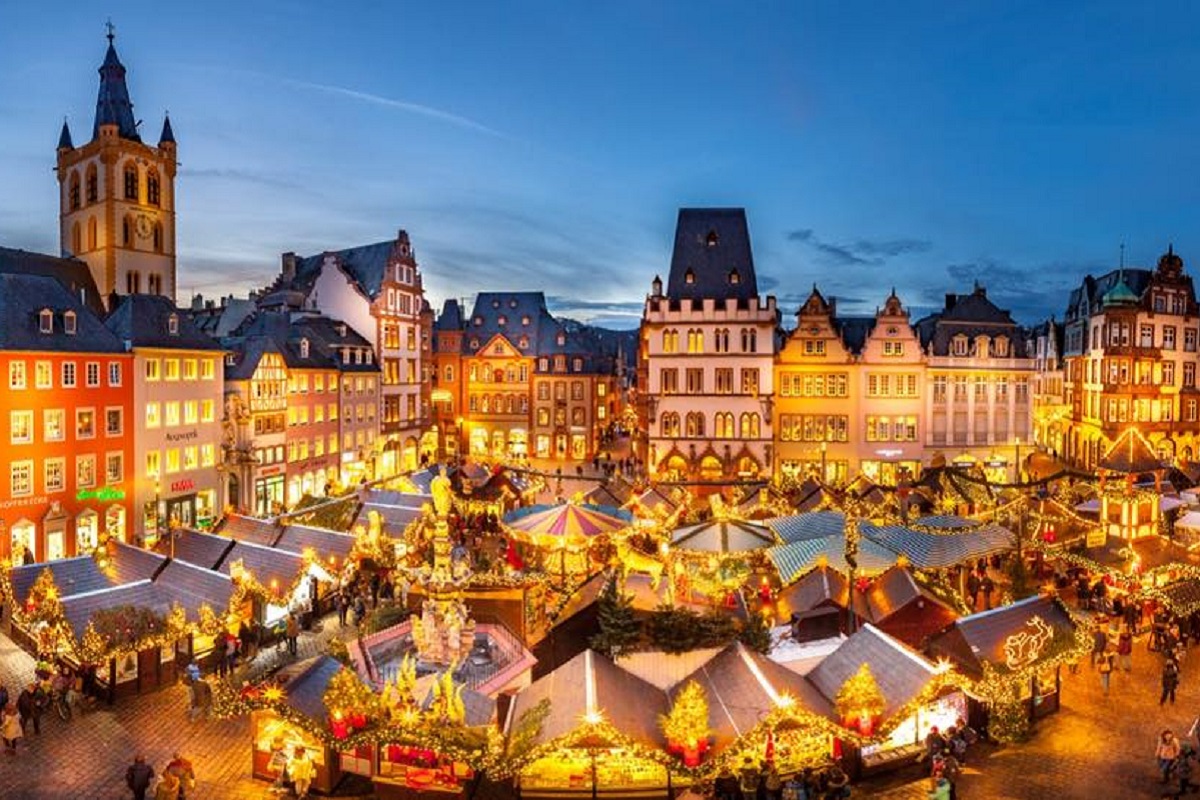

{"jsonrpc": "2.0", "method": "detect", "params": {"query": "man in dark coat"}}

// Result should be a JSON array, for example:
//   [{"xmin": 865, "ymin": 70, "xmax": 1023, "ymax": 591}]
[
  {"xmin": 16, "ymin": 682, "xmax": 41, "ymax": 735},
  {"xmin": 126, "ymin": 755, "xmax": 154, "ymax": 800}
]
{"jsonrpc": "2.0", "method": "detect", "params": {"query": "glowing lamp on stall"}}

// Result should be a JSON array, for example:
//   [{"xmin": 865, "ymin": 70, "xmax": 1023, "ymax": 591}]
[
  {"xmin": 262, "ymin": 685, "xmax": 285, "ymax": 703},
  {"xmin": 933, "ymin": 657, "xmax": 954, "ymax": 675},
  {"xmin": 776, "ymin": 693, "xmax": 795, "ymax": 709},
  {"xmin": 583, "ymin": 709, "xmax": 604, "ymax": 725}
]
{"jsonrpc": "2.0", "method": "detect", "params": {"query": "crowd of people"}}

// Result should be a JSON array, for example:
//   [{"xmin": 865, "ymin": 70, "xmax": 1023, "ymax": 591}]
[{"xmin": 124, "ymin": 752, "xmax": 195, "ymax": 800}]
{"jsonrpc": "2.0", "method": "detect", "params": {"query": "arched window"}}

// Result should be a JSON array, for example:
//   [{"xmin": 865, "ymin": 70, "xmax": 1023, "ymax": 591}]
[
  {"xmin": 740, "ymin": 412, "xmax": 761, "ymax": 438},
  {"xmin": 68, "ymin": 171, "xmax": 81, "ymax": 210},
  {"xmin": 126, "ymin": 271, "xmax": 141, "ymax": 294},
  {"xmin": 124, "ymin": 165, "xmax": 138, "ymax": 200},
  {"xmin": 152, "ymin": 222, "xmax": 163, "ymax": 253},
  {"xmin": 952, "ymin": 335, "xmax": 968, "ymax": 357},
  {"xmin": 975, "ymin": 336, "xmax": 990, "ymax": 357},
  {"xmin": 87, "ymin": 216, "xmax": 97, "ymax": 250},
  {"xmin": 687, "ymin": 329, "xmax": 704, "ymax": 353},
  {"xmin": 71, "ymin": 222, "xmax": 81, "ymax": 255},
  {"xmin": 715, "ymin": 412, "xmax": 735, "ymax": 439},
  {"xmin": 85, "ymin": 164, "xmax": 98, "ymax": 203},
  {"xmin": 661, "ymin": 412, "xmax": 680, "ymax": 437},
  {"xmin": 147, "ymin": 171, "xmax": 161, "ymax": 206},
  {"xmin": 444, "ymin": 365, "xmax": 454, "ymax": 382},
  {"xmin": 994, "ymin": 336, "xmax": 1009, "ymax": 357},
  {"xmin": 148, "ymin": 273, "xmax": 162, "ymax": 295},
  {"xmin": 685, "ymin": 412, "xmax": 705, "ymax": 438},
  {"xmin": 481, "ymin": 395, "xmax": 490, "ymax": 413},
  {"xmin": 122, "ymin": 215, "xmax": 132, "ymax": 247},
  {"xmin": 741, "ymin": 328, "xmax": 757, "ymax": 353},
  {"xmin": 663, "ymin": 329, "xmax": 679, "ymax": 353}
]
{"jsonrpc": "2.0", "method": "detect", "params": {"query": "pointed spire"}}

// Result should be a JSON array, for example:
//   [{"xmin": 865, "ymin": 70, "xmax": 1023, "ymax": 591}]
[
  {"xmin": 57, "ymin": 117, "xmax": 74, "ymax": 150},
  {"xmin": 93, "ymin": 22, "xmax": 141, "ymax": 142},
  {"xmin": 159, "ymin": 113, "xmax": 175, "ymax": 145}
]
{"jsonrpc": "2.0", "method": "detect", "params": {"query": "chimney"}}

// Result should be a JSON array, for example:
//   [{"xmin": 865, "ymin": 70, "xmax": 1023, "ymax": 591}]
[
  {"xmin": 945, "ymin": 293, "xmax": 956, "ymax": 311},
  {"xmin": 191, "ymin": 293, "xmax": 203, "ymax": 311},
  {"xmin": 281, "ymin": 252, "xmax": 298, "ymax": 282}
]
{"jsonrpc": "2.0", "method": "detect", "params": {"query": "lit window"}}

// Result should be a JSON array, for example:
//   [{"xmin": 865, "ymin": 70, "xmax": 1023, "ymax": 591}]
[
  {"xmin": 201, "ymin": 359, "xmax": 215, "ymax": 380},
  {"xmin": 105, "ymin": 407, "xmax": 123, "ymax": 436},
  {"xmin": 145, "ymin": 403, "xmax": 161, "ymax": 428},
  {"xmin": 10, "ymin": 411, "xmax": 33, "ymax": 444},
  {"xmin": 165, "ymin": 402, "xmax": 180, "ymax": 426},
  {"xmin": 201, "ymin": 445, "xmax": 215, "ymax": 468},
  {"xmin": 86, "ymin": 362, "xmax": 100, "ymax": 387},
  {"xmin": 108, "ymin": 362, "xmax": 122, "ymax": 386},
  {"xmin": 183, "ymin": 446, "xmax": 198, "ymax": 471},
  {"xmin": 10, "ymin": 460, "xmax": 33, "ymax": 497},
  {"xmin": 44, "ymin": 409, "xmax": 65, "ymax": 442},
  {"xmin": 165, "ymin": 449, "xmax": 180, "ymax": 474},
  {"xmin": 184, "ymin": 401, "xmax": 198, "ymax": 425},
  {"xmin": 105, "ymin": 452, "xmax": 123, "ymax": 484},
  {"xmin": 63, "ymin": 311, "xmax": 76, "ymax": 335},
  {"xmin": 145, "ymin": 359, "xmax": 160, "ymax": 381},
  {"xmin": 35, "ymin": 362, "xmax": 51, "ymax": 390},
  {"xmin": 201, "ymin": 400, "xmax": 215, "ymax": 423},
  {"xmin": 76, "ymin": 408, "xmax": 96, "ymax": 439},
  {"xmin": 76, "ymin": 455, "xmax": 95, "ymax": 488},
  {"xmin": 45, "ymin": 458, "xmax": 65, "ymax": 493},
  {"xmin": 183, "ymin": 359, "xmax": 197, "ymax": 380},
  {"xmin": 9, "ymin": 361, "xmax": 26, "ymax": 390},
  {"xmin": 146, "ymin": 451, "xmax": 160, "ymax": 478},
  {"xmin": 164, "ymin": 359, "xmax": 179, "ymax": 381},
  {"xmin": 39, "ymin": 309, "xmax": 53, "ymax": 334}
]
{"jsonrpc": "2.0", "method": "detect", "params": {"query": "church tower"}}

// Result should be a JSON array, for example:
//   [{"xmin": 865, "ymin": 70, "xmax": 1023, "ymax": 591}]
[{"xmin": 57, "ymin": 24, "xmax": 177, "ymax": 306}]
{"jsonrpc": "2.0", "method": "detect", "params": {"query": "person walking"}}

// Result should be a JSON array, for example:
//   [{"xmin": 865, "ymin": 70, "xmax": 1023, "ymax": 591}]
[
  {"xmin": 289, "ymin": 746, "xmax": 315, "ymax": 799},
  {"xmin": 1, "ymin": 703, "xmax": 22, "ymax": 754},
  {"xmin": 165, "ymin": 752, "xmax": 196, "ymax": 800},
  {"xmin": 336, "ymin": 590, "xmax": 349, "ymax": 628},
  {"xmin": 1118, "ymin": 627, "xmax": 1134, "ymax": 673},
  {"xmin": 16, "ymin": 682, "xmax": 41, "ymax": 735},
  {"xmin": 1163, "ymin": 659, "xmax": 1181, "ymax": 706},
  {"xmin": 1159, "ymin": 730, "xmax": 1183, "ymax": 783},
  {"xmin": 966, "ymin": 571, "xmax": 981, "ymax": 611},
  {"xmin": 1091, "ymin": 625, "xmax": 1109, "ymax": 668},
  {"xmin": 286, "ymin": 613, "xmax": 299, "ymax": 657},
  {"xmin": 126, "ymin": 755, "xmax": 155, "ymax": 800},
  {"xmin": 1099, "ymin": 649, "xmax": 1115, "ymax": 695},
  {"xmin": 155, "ymin": 772, "xmax": 180, "ymax": 800},
  {"xmin": 980, "ymin": 574, "xmax": 995, "ymax": 610}
]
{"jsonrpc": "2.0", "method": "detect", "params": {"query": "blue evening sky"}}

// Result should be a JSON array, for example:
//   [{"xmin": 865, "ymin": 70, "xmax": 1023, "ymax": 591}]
[{"xmin": 2, "ymin": 1, "xmax": 1199, "ymax": 328}]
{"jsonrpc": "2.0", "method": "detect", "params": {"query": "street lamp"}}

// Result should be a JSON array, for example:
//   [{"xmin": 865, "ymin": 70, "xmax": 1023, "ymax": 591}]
[
  {"xmin": 820, "ymin": 441, "xmax": 828, "ymax": 484},
  {"xmin": 1015, "ymin": 436, "xmax": 1021, "ymax": 483}
]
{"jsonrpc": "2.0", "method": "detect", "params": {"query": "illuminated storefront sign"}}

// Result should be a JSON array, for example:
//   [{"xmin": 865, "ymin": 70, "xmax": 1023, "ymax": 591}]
[
  {"xmin": 76, "ymin": 487, "xmax": 125, "ymax": 502},
  {"xmin": 170, "ymin": 479, "xmax": 196, "ymax": 493}
]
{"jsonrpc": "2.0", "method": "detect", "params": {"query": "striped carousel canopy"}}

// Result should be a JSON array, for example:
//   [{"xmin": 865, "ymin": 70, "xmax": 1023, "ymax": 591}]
[
  {"xmin": 670, "ymin": 517, "xmax": 778, "ymax": 554},
  {"xmin": 503, "ymin": 502, "xmax": 633, "ymax": 546}
]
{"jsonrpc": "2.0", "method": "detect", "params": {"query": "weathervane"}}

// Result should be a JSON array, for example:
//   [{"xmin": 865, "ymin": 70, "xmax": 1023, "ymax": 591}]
[{"xmin": 106, "ymin": 19, "xmax": 115, "ymax": 43}]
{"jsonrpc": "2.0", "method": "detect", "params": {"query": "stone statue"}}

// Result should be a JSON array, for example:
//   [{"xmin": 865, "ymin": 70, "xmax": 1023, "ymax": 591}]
[{"xmin": 431, "ymin": 466, "xmax": 453, "ymax": 518}]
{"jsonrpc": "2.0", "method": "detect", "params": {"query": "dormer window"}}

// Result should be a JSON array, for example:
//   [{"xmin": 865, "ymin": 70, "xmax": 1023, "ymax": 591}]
[
  {"xmin": 706, "ymin": 230, "xmax": 719, "ymax": 247},
  {"xmin": 952, "ymin": 335, "xmax": 968, "ymax": 357},
  {"xmin": 225, "ymin": 353, "xmax": 236, "ymax": 366},
  {"xmin": 355, "ymin": 349, "xmax": 363, "ymax": 364},
  {"xmin": 63, "ymin": 311, "xmax": 77, "ymax": 336},
  {"xmin": 470, "ymin": 338, "xmax": 479, "ymax": 349},
  {"xmin": 492, "ymin": 300, "xmax": 500, "ymax": 309},
  {"xmin": 557, "ymin": 332, "xmax": 566, "ymax": 346},
  {"xmin": 365, "ymin": 350, "xmax": 373, "ymax": 364},
  {"xmin": 519, "ymin": 336, "xmax": 529, "ymax": 348},
  {"xmin": 509, "ymin": 299, "xmax": 518, "ymax": 308},
  {"xmin": 685, "ymin": 268, "xmax": 695, "ymax": 285},
  {"xmin": 299, "ymin": 338, "xmax": 310, "ymax": 359},
  {"xmin": 994, "ymin": 337, "xmax": 1009, "ymax": 357},
  {"xmin": 167, "ymin": 314, "xmax": 179, "ymax": 336},
  {"xmin": 521, "ymin": 315, "xmax": 530, "ymax": 326},
  {"xmin": 340, "ymin": 347, "xmax": 350, "ymax": 363},
  {"xmin": 473, "ymin": 316, "xmax": 483, "ymax": 326},
  {"xmin": 39, "ymin": 309, "xmax": 53, "ymax": 334},
  {"xmin": 337, "ymin": 324, "xmax": 348, "ymax": 338},
  {"xmin": 498, "ymin": 315, "xmax": 507, "ymax": 326},
  {"xmin": 729, "ymin": 269, "xmax": 740, "ymax": 285}
]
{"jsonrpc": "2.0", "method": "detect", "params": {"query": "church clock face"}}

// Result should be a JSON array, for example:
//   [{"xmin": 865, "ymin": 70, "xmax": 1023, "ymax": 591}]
[{"xmin": 135, "ymin": 214, "xmax": 152, "ymax": 239}]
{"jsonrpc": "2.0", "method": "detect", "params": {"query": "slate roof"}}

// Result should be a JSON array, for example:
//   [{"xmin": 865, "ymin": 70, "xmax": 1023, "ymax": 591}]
[
  {"xmin": 105, "ymin": 294, "xmax": 223, "ymax": 351},
  {"xmin": 807, "ymin": 624, "xmax": 937, "ymax": 720},
  {"xmin": 464, "ymin": 292, "xmax": 551, "ymax": 357},
  {"xmin": 293, "ymin": 239, "xmax": 399, "ymax": 300},
  {"xmin": 926, "ymin": 594, "xmax": 1079, "ymax": 679},
  {"xmin": 58, "ymin": 119, "xmax": 74, "ymax": 150},
  {"xmin": 434, "ymin": 298, "xmax": 463, "ymax": 332},
  {"xmin": 674, "ymin": 642, "xmax": 832, "ymax": 753},
  {"xmin": 220, "ymin": 334, "xmax": 281, "ymax": 381},
  {"xmin": 10, "ymin": 557, "xmax": 117, "ymax": 604},
  {"xmin": 914, "ymin": 286, "xmax": 1030, "ymax": 357},
  {"xmin": 0, "ymin": 273, "xmax": 122, "ymax": 353},
  {"xmin": 666, "ymin": 208, "xmax": 759, "ymax": 301},
  {"xmin": 1064, "ymin": 268, "xmax": 1153, "ymax": 321},
  {"xmin": 290, "ymin": 315, "xmax": 379, "ymax": 373},
  {"xmin": 93, "ymin": 38, "xmax": 141, "ymax": 142},
  {"xmin": 188, "ymin": 296, "xmax": 256, "ymax": 338},
  {"xmin": 833, "ymin": 316, "xmax": 876, "ymax": 355}
]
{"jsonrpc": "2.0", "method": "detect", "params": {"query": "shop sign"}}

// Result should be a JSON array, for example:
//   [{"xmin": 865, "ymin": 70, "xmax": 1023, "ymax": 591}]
[
  {"xmin": 165, "ymin": 429, "xmax": 199, "ymax": 443},
  {"xmin": 0, "ymin": 495, "xmax": 48, "ymax": 510},
  {"xmin": 1003, "ymin": 615, "xmax": 1053, "ymax": 670},
  {"xmin": 875, "ymin": 449, "xmax": 903, "ymax": 458},
  {"xmin": 1086, "ymin": 526, "xmax": 1107, "ymax": 549},
  {"xmin": 170, "ymin": 479, "xmax": 196, "ymax": 493},
  {"xmin": 260, "ymin": 465, "xmax": 283, "ymax": 477},
  {"xmin": 76, "ymin": 487, "xmax": 125, "ymax": 502}
]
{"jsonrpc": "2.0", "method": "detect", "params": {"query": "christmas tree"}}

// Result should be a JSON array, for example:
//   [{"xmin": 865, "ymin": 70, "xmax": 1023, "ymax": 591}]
[
  {"xmin": 834, "ymin": 663, "xmax": 887, "ymax": 735},
  {"xmin": 660, "ymin": 680, "xmax": 710, "ymax": 754},
  {"xmin": 738, "ymin": 612, "xmax": 773, "ymax": 654},
  {"xmin": 590, "ymin": 578, "xmax": 641, "ymax": 658}
]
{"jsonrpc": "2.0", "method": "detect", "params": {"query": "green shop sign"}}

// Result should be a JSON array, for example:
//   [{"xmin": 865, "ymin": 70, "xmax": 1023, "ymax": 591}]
[{"xmin": 76, "ymin": 487, "xmax": 126, "ymax": 502}]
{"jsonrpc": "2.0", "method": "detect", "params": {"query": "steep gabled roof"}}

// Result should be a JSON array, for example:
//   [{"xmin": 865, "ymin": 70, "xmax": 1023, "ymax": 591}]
[
  {"xmin": 927, "ymin": 594, "xmax": 1079, "ymax": 679},
  {"xmin": 807, "ymin": 624, "xmax": 936, "ymax": 719},
  {"xmin": 0, "ymin": 247, "xmax": 104, "ymax": 315},
  {"xmin": 0, "ymin": 273, "xmax": 122, "ymax": 353},
  {"xmin": 105, "ymin": 294, "xmax": 223, "ymax": 351},
  {"xmin": 1099, "ymin": 427, "xmax": 1163, "ymax": 474},
  {"xmin": 294, "ymin": 239, "xmax": 398, "ymax": 300},
  {"xmin": 666, "ymin": 208, "xmax": 759, "ymax": 301}
]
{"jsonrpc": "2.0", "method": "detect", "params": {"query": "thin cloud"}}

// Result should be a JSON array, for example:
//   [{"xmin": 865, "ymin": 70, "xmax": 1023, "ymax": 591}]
[
  {"xmin": 179, "ymin": 167, "xmax": 303, "ymax": 190},
  {"xmin": 786, "ymin": 228, "xmax": 932, "ymax": 267},
  {"xmin": 282, "ymin": 76, "xmax": 507, "ymax": 139}
]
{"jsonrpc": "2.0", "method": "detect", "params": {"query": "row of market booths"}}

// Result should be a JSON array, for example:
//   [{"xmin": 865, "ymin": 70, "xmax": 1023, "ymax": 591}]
[
  {"xmin": 240, "ymin": 586, "xmax": 1086, "ymax": 799},
  {"xmin": 1, "ymin": 514, "xmax": 363, "ymax": 702}
]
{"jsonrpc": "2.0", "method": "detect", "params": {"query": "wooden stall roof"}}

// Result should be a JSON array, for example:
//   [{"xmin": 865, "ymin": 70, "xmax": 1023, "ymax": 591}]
[
  {"xmin": 862, "ymin": 566, "xmax": 954, "ymax": 622},
  {"xmin": 926, "ymin": 594, "xmax": 1079, "ymax": 680},
  {"xmin": 154, "ymin": 559, "xmax": 236, "ymax": 620},
  {"xmin": 60, "ymin": 579, "xmax": 171, "ymax": 640},
  {"xmin": 221, "ymin": 539, "xmax": 307, "ymax": 591},
  {"xmin": 276, "ymin": 524, "xmax": 357, "ymax": 563},
  {"xmin": 671, "ymin": 518, "xmax": 777, "ymax": 554},
  {"xmin": 10, "ymin": 542, "xmax": 165, "ymax": 604},
  {"xmin": 218, "ymin": 515, "xmax": 281, "ymax": 547},
  {"xmin": 506, "ymin": 649, "xmax": 669, "ymax": 751},
  {"xmin": 157, "ymin": 528, "xmax": 236, "ymax": 571},
  {"xmin": 807, "ymin": 624, "xmax": 937, "ymax": 720},
  {"xmin": 674, "ymin": 642, "xmax": 833, "ymax": 753}
]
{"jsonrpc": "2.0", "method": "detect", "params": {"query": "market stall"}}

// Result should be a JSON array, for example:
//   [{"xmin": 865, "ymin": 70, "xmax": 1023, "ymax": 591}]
[
  {"xmin": 807, "ymin": 624, "xmax": 967, "ymax": 777},
  {"xmin": 926, "ymin": 593, "xmax": 1088, "ymax": 741},
  {"xmin": 506, "ymin": 649, "xmax": 671, "ymax": 797},
  {"xmin": 503, "ymin": 501, "xmax": 633, "ymax": 583}
]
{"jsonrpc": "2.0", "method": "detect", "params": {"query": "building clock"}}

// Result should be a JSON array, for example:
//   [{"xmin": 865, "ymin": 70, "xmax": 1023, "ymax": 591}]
[{"xmin": 135, "ymin": 214, "xmax": 153, "ymax": 239}]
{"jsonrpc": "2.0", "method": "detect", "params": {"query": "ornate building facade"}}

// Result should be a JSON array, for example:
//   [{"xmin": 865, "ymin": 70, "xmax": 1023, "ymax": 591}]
[
  {"xmin": 640, "ymin": 209, "xmax": 778, "ymax": 482},
  {"xmin": 1060, "ymin": 248, "xmax": 1200, "ymax": 468}
]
